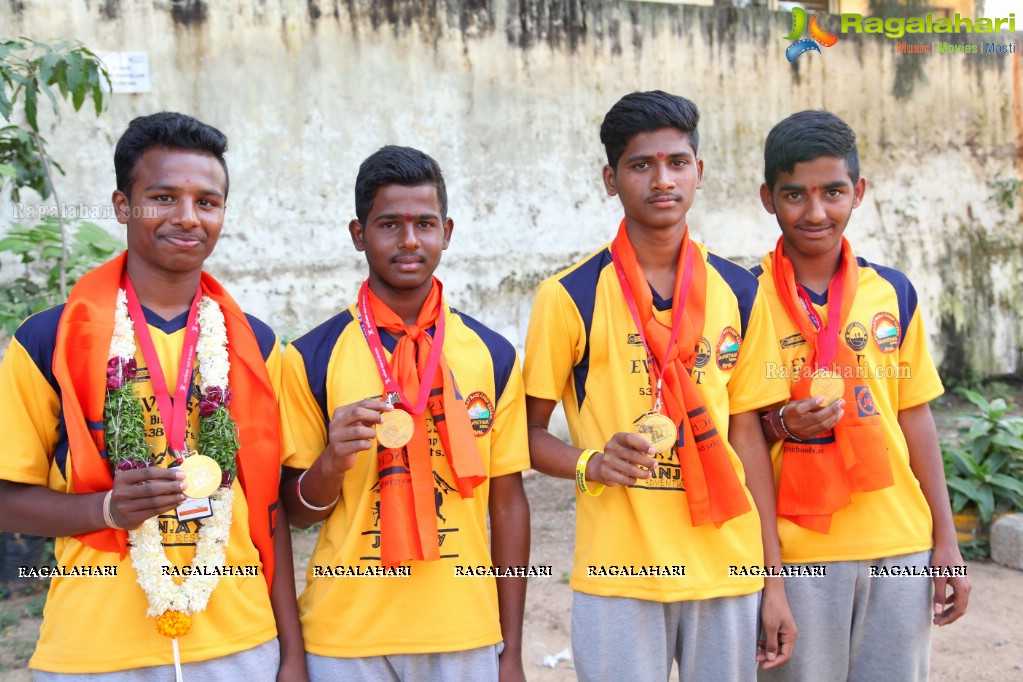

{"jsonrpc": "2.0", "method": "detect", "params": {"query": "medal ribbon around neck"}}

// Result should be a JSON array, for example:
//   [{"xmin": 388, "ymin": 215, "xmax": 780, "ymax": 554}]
[
  {"xmin": 123, "ymin": 276, "xmax": 202, "ymax": 462},
  {"xmin": 356, "ymin": 280, "xmax": 446, "ymax": 415},
  {"xmin": 791, "ymin": 267, "xmax": 846, "ymax": 370},
  {"xmin": 610, "ymin": 241, "xmax": 693, "ymax": 415},
  {"xmin": 609, "ymin": 222, "xmax": 751, "ymax": 525}
]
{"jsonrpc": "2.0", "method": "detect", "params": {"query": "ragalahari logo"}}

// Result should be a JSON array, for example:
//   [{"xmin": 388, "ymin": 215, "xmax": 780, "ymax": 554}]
[{"xmin": 785, "ymin": 7, "xmax": 840, "ymax": 62}]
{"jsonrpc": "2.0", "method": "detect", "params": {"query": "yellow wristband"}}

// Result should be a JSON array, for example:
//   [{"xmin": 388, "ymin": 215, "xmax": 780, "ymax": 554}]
[{"xmin": 575, "ymin": 449, "xmax": 606, "ymax": 496}]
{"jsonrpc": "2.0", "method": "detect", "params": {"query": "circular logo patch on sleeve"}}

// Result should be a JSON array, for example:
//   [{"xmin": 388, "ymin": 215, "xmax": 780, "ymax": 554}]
[
  {"xmin": 844, "ymin": 321, "xmax": 868, "ymax": 352},
  {"xmin": 870, "ymin": 312, "xmax": 901, "ymax": 353},
  {"xmin": 716, "ymin": 327, "xmax": 741, "ymax": 370},
  {"xmin": 465, "ymin": 391, "xmax": 496, "ymax": 437}
]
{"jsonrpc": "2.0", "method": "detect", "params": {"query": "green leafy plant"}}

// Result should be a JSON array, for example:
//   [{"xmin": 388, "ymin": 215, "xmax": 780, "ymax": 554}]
[
  {"xmin": 0, "ymin": 217, "xmax": 122, "ymax": 336},
  {"xmin": 942, "ymin": 389, "xmax": 1023, "ymax": 525},
  {"xmin": 1, "ymin": 37, "xmax": 111, "ymax": 301}
]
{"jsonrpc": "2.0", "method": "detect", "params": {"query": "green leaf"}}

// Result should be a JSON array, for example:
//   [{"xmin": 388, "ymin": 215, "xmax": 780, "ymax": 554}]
[
  {"xmin": 64, "ymin": 50, "xmax": 82, "ymax": 94},
  {"xmin": 24, "ymin": 79, "xmax": 38, "ymax": 131},
  {"xmin": 53, "ymin": 61, "xmax": 68, "ymax": 99},
  {"xmin": 991, "ymin": 432, "xmax": 1023, "ymax": 453},
  {"xmin": 0, "ymin": 86, "xmax": 12, "ymax": 120},
  {"xmin": 966, "ymin": 418, "xmax": 992, "ymax": 442},
  {"xmin": 989, "ymin": 474, "xmax": 1023, "ymax": 497},
  {"xmin": 976, "ymin": 486, "xmax": 995, "ymax": 523},
  {"xmin": 948, "ymin": 447, "xmax": 980, "ymax": 477},
  {"xmin": 0, "ymin": 163, "xmax": 15, "ymax": 177},
  {"xmin": 92, "ymin": 82, "xmax": 103, "ymax": 116},
  {"xmin": 970, "ymin": 435, "xmax": 990, "ymax": 461},
  {"xmin": 39, "ymin": 48, "xmax": 60, "ymax": 88},
  {"xmin": 71, "ymin": 85, "xmax": 85, "ymax": 111},
  {"xmin": 946, "ymin": 477, "xmax": 982, "ymax": 505}
]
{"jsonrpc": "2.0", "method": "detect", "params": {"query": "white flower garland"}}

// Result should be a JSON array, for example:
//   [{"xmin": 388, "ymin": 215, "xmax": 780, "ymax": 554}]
[
  {"xmin": 107, "ymin": 291, "xmax": 234, "ymax": 626},
  {"xmin": 196, "ymin": 296, "xmax": 230, "ymax": 392}
]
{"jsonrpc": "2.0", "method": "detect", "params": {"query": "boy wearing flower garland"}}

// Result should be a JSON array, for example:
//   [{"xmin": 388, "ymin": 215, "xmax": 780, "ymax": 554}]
[
  {"xmin": 523, "ymin": 90, "xmax": 796, "ymax": 681},
  {"xmin": 753, "ymin": 110, "xmax": 968, "ymax": 682},
  {"xmin": 280, "ymin": 145, "xmax": 530, "ymax": 681},
  {"xmin": 0, "ymin": 112, "xmax": 305, "ymax": 680}
]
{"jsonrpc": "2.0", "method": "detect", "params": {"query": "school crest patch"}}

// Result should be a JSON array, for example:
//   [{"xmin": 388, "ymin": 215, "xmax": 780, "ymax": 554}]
[
  {"xmin": 465, "ymin": 391, "xmax": 495, "ymax": 437},
  {"xmin": 871, "ymin": 312, "xmax": 901, "ymax": 354},
  {"xmin": 716, "ymin": 327, "xmax": 741, "ymax": 370},
  {"xmin": 694, "ymin": 337, "xmax": 711, "ymax": 368},
  {"xmin": 845, "ymin": 321, "xmax": 868, "ymax": 352}
]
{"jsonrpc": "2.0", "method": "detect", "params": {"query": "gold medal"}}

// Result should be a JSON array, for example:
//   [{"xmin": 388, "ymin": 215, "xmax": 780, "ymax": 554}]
[
  {"xmin": 636, "ymin": 412, "xmax": 678, "ymax": 454},
  {"xmin": 179, "ymin": 454, "xmax": 222, "ymax": 499},
  {"xmin": 810, "ymin": 370, "xmax": 845, "ymax": 407},
  {"xmin": 377, "ymin": 408, "xmax": 414, "ymax": 449}
]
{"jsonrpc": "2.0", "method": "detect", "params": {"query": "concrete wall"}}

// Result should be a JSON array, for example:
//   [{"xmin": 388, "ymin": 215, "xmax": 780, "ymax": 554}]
[{"xmin": 2, "ymin": 0, "xmax": 1020, "ymax": 379}]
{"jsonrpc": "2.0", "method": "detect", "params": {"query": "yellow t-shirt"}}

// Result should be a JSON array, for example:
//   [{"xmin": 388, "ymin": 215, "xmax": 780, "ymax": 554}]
[
  {"xmin": 0, "ymin": 303, "xmax": 282, "ymax": 673},
  {"xmin": 754, "ymin": 252, "xmax": 944, "ymax": 563},
  {"xmin": 282, "ymin": 303, "xmax": 530, "ymax": 657},
  {"xmin": 523, "ymin": 241, "xmax": 790, "ymax": 601}
]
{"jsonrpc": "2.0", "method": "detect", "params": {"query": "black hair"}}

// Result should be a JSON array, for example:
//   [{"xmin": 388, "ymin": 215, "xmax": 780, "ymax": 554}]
[
  {"xmin": 354, "ymin": 145, "xmax": 447, "ymax": 225},
  {"xmin": 599, "ymin": 90, "xmax": 700, "ymax": 170},
  {"xmin": 763, "ymin": 110, "xmax": 860, "ymax": 190},
  {"xmin": 114, "ymin": 112, "xmax": 229, "ymax": 199}
]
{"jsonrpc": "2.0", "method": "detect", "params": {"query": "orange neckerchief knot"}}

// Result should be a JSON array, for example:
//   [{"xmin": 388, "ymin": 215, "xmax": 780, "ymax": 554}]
[{"xmin": 362, "ymin": 279, "xmax": 486, "ymax": 567}]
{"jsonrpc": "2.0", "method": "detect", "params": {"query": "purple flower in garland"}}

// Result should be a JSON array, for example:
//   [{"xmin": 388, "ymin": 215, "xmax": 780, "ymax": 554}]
[
  {"xmin": 106, "ymin": 357, "xmax": 138, "ymax": 390},
  {"xmin": 204, "ymin": 385, "xmax": 232, "ymax": 407},
  {"xmin": 198, "ymin": 399, "xmax": 219, "ymax": 418},
  {"xmin": 115, "ymin": 458, "xmax": 151, "ymax": 472}
]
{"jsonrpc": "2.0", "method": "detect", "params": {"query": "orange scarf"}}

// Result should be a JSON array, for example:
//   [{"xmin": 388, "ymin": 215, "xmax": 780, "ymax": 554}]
[
  {"xmin": 612, "ymin": 221, "xmax": 751, "ymax": 526},
  {"xmin": 366, "ymin": 279, "xmax": 486, "ymax": 567},
  {"xmin": 769, "ymin": 238, "xmax": 892, "ymax": 533},
  {"xmin": 52, "ymin": 252, "xmax": 281, "ymax": 588}
]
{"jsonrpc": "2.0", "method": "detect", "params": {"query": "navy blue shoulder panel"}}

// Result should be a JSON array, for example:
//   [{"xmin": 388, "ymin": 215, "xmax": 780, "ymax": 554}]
[
  {"xmin": 244, "ymin": 314, "xmax": 278, "ymax": 361},
  {"xmin": 450, "ymin": 309, "xmax": 517, "ymax": 403},
  {"xmin": 291, "ymin": 310, "xmax": 355, "ymax": 423},
  {"xmin": 749, "ymin": 264, "xmax": 764, "ymax": 279},
  {"xmin": 13, "ymin": 304, "xmax": 65, "ymax": 392},
  {"xmin": 861, "ymin": 258, "xmax": 917, "ymax": 349},
  {"xmin": 558, "ymin": 248, "xmax": 613, "ymax": 410},
  {"xmin": 706, "ymin": 253, "xmax": 760, "ymax": 337},
  {"xmin": 12, "ymin": 305, "xmax": 70, "ymax": 476}
]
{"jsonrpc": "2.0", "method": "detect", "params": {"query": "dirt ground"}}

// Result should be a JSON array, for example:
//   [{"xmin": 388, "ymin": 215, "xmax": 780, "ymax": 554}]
[{"xmin": 2, "ymin": 466, "xmax": 1021, "ymax": 680}]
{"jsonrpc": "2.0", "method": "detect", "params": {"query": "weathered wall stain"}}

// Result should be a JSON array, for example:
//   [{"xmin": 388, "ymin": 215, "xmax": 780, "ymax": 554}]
[{"xmin": 1, "ymin": 0, "xmax": 1019, "ymax": 378}]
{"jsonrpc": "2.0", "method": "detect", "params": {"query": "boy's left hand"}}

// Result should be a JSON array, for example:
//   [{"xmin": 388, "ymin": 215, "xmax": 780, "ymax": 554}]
[
  {"xmin": 931, "ymin": 542, "xmax": 970, "ymax": 626},
  {"xmin": 757, "ymin": 581, "xmax": 797, "ymax": 669},
  {"xmin": 498, "ymin": 649, "xmax": 526, "ymax": 682}
]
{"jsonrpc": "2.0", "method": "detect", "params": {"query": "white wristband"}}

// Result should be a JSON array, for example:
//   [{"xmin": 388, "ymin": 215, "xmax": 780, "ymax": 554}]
[
  {"xmin": 296, "ymin": 469, "xmax": 340, "ymax": 511},
  {"xmin": 102, "ymin": 490, "xmax": 124, "ymax": 530}
]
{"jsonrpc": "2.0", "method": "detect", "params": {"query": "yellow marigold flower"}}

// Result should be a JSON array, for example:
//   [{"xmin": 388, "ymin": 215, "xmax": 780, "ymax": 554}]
[{"xmin": 155, "ymin": 610, "xmax": 192, "ymax": 638}]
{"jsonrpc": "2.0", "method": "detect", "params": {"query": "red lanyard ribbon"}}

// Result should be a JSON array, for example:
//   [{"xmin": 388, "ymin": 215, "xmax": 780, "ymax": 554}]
[
  {"xmin": 355, "ymin": 281, "xmax": 447, "ymax": 415},
  {"xmin": 610, "ymin": 242, "xmax": 693, "ymax": 412},
  {"xmin": 123, "ymin": 277, "xmax": 202, "ymax": 461},
  {"xmin": 793, "ymin": 267, "xmax": 845, "ymax": 369}
]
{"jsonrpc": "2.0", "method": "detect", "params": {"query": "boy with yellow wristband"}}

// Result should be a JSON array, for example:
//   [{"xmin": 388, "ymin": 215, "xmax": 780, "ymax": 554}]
[{"xmin": 524, "ymin": 90, "xmax": 795, "ymax": 680}]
